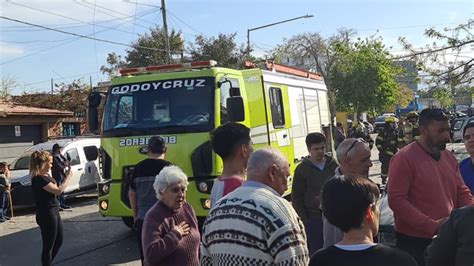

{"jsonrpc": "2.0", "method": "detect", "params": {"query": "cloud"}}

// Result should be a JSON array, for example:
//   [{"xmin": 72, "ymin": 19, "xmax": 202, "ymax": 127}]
[{"xmin": 0, "ymin": 43, "xmax": 25, "ymax": 57}]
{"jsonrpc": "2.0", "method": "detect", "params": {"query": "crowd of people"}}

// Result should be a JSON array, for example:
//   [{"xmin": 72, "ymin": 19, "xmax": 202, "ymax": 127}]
[{"xmin": 4, "ymin": 107, "xmax": 474, "ymax": 265}]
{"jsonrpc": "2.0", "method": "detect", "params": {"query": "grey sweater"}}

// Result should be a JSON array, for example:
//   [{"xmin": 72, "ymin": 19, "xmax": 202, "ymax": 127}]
[{"xmin": 291, "ymin": 155, "xmax": 338, "ymax": 222}]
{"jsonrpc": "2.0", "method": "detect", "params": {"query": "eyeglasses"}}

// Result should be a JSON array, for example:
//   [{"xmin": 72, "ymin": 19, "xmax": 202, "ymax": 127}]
[{"xmin": 345, "ymin": 138, "xmax": 366, "ymax": 157}]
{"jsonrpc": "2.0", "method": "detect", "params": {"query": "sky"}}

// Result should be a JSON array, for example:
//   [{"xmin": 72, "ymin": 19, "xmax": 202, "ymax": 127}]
[{"xmin": 1, "ymin": 0, "xmax": 473, "ymax": 95}]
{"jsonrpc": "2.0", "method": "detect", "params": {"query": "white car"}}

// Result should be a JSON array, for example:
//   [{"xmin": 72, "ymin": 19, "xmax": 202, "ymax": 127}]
[{"xmin": 9, "ymin": 138, "xmax": 101, "ymax": 206}]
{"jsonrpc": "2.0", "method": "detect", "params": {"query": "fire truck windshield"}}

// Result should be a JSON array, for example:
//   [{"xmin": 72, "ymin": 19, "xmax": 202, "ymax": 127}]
[{"xmin": 102, "ymin": 77, "xmax": 214, "ymax": 136}]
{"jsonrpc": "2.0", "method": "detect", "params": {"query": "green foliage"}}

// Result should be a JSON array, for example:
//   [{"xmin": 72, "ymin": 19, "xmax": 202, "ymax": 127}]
[
  {"xmin": 431, "ymin": 88, "xmax": 453, "ymax": 108},
  {"xmin": 189, "ymin": 33, "xmax": 246, "ymax": 69},
  {"xmin": 12, "ymin": 79, "xmax": 91, "ymax": 112},
  {"xmin": 398, "ymin": 20, "xmax": 473, "ymax": 88},
  {"xmin": 126, "ymin": 26, "xmax": 184, "ymax": 67},
  {"xmin": 330, "ymin": 37, "xmax": 402, "ymax": 115},
  {"xmin": 271, "ymin": 29, "xmax": 356, "ymax": 116},
  {"xmin": 100, "ymin": 26, "xmax": 184, "ymax": 77}
]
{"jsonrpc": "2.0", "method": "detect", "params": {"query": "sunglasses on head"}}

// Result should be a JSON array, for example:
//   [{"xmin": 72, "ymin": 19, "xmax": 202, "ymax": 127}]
[{"xmin": 345, "ymin": 138, "xmax": 366, "ymax": 157}]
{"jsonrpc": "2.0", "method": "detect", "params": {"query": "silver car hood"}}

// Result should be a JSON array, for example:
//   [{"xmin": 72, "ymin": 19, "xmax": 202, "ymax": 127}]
[{"xmin": 10, "ymin": 169, "xmax": 31, "ymax": 185}]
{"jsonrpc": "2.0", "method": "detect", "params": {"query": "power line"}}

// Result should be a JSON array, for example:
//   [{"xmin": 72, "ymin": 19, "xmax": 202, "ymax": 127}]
[
  {"xmin": 6, "ymin": 1, "xmax": 140, "ymax": 35},
  {"xmin": 80, "ymin": 0, "xmax": 158, "ymax": 27},
  {"xmin": 166, "ymin": 9, "xmax": 202, "ymax": 34},
  {"xmin": 0, "ymin": 16, "xmax": 181, "ymax": 58},
  {"xmin": 0, "ymin": 13, "xmax": 174, "ymax": 65},
  {"xmin": 0, "ymin": 10, "xmax": 156, "ymax": 30},
  {"xmin": 74, "ymin": 0, "xmax": 151, "ymax": 31},
  {"xmin": 9, "ymin": 71, "xmax": 100, "ymax": 89},
  {"xmin": 91, "ymin": 0, "xmax": 100, "ymax": 83},
  {"xmin": 0, "ymin": 38, "xmax": 76, "ymax": 43}
]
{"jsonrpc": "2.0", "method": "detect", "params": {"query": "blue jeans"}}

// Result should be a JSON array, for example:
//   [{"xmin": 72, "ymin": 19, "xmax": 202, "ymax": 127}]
[
  {"xmin": 0, "ymin": 191, "xmax": 9, "ymax": 218},
  {"xmin": 305, "ymin": 216, "xmax": 324, "ymax": 255}
]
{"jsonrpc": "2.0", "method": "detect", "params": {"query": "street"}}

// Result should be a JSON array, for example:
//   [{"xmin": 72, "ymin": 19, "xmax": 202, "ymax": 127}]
[
  {"xmin": 0, "ymin": 140, "xmax": 382, "ymax": 266},
  {"xmin": 0, "ymin": 194, "xmax": 141, "ymax": 266}
]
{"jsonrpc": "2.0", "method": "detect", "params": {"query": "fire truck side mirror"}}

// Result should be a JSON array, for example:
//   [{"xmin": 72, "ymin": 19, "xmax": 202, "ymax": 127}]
[
  {"xmin": 88, "ymin": 92, "xmax": 102, "ymax": 131},
  {"xmin": 227, "ymin": 97, "xmax": 245, "ymax": 122}
]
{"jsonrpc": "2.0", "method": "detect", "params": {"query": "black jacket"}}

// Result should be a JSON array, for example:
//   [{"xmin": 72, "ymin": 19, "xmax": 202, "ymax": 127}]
[
  {"xmin": 291, "ymin": 155, "xmax": 338, "ymax": 222},
  {"xmin": 52, "ymin": 153, "xmax": 68, "ymax": 183},
  {"xmin": 425, "ymin": 205, "xmax": 474, "ymax": 266}
]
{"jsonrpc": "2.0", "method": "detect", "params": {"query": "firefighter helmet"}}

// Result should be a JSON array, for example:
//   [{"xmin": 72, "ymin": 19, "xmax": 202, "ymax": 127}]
[
  {"xmin": 407, "ymin": 111, "xmax": 419, "ymax": 119},
  {"xmin": 385, "ymin": 116, "xmax": 398, "ymax": 123}
]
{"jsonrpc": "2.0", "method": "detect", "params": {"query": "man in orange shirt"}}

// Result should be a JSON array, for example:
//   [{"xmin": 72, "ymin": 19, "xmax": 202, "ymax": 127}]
[{"xmin": 388, "ymin": 108, "xmax": 473, "ymax": 266}]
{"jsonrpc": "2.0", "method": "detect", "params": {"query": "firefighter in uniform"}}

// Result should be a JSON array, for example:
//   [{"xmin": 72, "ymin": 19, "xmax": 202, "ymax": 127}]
[
  {"xmin": 403, "ymin": 111, "xmax": 420, "ymax": 146},
  {"xmin": 350, "ymin": 121, "xmax": 374, "ymax": 150},
  {"xmin": 376, "ymin": 116, "xmax": 399, "ymax": 185}
]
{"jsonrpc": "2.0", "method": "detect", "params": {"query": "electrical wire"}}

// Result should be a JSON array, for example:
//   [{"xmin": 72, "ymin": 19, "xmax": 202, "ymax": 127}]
[
  {"xmin": 74, "ymin": 0, "xmax": 151, "ymax": 30},
  {"xmin": 5, "ymin": 1, "xmax": 140, "ymax": 35},
  {"xmin": 0, "ymin": 14, "xmax": 179, "ymax": 66},
  {"xmin": 0, "ymin": 16, "xmax": 181, "ymax": 54},
  {"xmin": 166, "ymin": 9, "xmax": 202, "ymax": 34},
  {"xmin": 81, "ymin": 0, "xmax": 158, "ymax": 27}
]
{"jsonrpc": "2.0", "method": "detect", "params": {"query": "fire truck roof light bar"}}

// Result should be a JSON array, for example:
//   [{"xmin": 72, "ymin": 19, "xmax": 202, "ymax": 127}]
[{"xmin": 118, "ymin": 60, "xmax": 217, "ymax": 76}]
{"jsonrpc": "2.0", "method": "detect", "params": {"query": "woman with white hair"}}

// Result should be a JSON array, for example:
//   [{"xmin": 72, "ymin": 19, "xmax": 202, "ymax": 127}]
[{"xmin": 141, "ymin": 165, "xmax": 200, "ymax": 266}]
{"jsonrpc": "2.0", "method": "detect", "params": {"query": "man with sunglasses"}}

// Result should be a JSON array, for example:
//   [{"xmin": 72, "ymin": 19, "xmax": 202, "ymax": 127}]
[
  {"xmin": 388, "ymin": 108, "xmax": 473, "ymax": 266},
  {"xmin": 323, "ymin": 137, "xmax": 373, "ymax": 248}
]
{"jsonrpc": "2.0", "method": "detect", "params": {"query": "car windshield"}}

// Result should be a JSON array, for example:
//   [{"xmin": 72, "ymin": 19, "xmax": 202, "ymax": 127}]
[
  {"xmin": 11, "ymin": 155, "xmax": 30, "ymax": 170},
  {"xmin": 375, "ymin": 116, "xmax": 385, "ymax": 122},
  {"xmin": 452, "ymin": 120, "xmax": 464, "ymax": 131},
  {"xmin": 103, "ymin": 77, "xmax": 214, "ymax": 134}
]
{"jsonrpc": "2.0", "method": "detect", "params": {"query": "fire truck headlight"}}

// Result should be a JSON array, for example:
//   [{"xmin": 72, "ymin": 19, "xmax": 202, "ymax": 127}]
[
  {"xmin": 102, "ymin": 183, "xmax": 110, "ymax": 194},
  {"xmin": 198, "ymin": 182, "xmax": 208, "ymax": 193},
  {"xmin": 200, "ymin": 199, "xmax": 211, "ymax": 210},
  {"xmin": 99, "ymin": 200, "xmax": 108, "ymax": 211}
]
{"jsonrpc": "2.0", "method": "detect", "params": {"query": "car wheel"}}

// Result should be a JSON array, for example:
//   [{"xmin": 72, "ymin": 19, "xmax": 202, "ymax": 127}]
[{"xmin": 122, "ymin": 216, "xmax": 134, "ymax": 229}]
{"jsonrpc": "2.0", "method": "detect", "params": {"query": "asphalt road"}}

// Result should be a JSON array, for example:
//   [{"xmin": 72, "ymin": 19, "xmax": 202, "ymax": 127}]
[
  {"xmin": 0, "ymin": 139, "xmax": 383, "ymax": 266},
  {"xmin": 0, "ymin": 194, "xmax": 141, "ymax": 266}
]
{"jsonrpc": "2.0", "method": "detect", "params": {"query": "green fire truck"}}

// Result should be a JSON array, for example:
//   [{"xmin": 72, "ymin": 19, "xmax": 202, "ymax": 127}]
[{"xmin": 88, "ymin": 60, "xmax": 332, "ymax": 228}]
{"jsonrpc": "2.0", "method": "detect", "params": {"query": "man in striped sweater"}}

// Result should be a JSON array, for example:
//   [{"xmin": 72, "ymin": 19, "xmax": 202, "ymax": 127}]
[{"xmin": 201, "ymin": 147, "xmax": 309, "ymax": 265}]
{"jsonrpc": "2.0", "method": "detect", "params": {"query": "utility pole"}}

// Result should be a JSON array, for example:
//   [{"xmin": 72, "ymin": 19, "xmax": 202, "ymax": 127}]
[
  {"xmin": 51, "ymin": 78, "xmax": 54, "ymax": 96},
  {"xmin": 161, "ymin": 0, "xmax": 171, "ymax": 63},
  {"xmin": 247, "ymin": 14, "xmax": 314, "ymax": 57}
]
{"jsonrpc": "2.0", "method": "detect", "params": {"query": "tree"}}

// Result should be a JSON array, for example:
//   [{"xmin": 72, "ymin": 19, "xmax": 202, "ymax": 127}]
[
  {"xmin": 126, "ymin": 26, "xmax": 184, "ymax": 67},
  {"xmin": 390, "ymin": 84, "xmax": 414, "ymax": 111},
  {"xmin": 12, "ymin": 79, "xmax": 91, "ymax": 113},
  {"xmin": 1, "ymin": 76, "xmax": 19, "ymax": 102},
  {"xmin": 431, "ymin": 88, "xmax": 453, "ymax": 108},
  {"xmin": 330, "ymin": 37, "xmax": 402, "ymax": 116},
  {"xmin": 100, "ymin": 26, "xmax": 184, "ymax": 77},
  {"xmin": 100, "ymin": 52, "xmax": 126, "ymax": 78},
  {"xmin": 189, "ymin": 33, "xmax": 243, "ymax": 69},
  {"xmin": 398, "ymin": 20, "xmax": 473, "ymax": 90},
  {"xmin": 272, "ymin": 29, "xmax": 356, "ymax": 116}
]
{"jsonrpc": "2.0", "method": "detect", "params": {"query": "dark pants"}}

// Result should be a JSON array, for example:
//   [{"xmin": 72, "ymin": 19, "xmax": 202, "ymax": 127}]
[
  {"xmin": 304, "ymin": 216, "xmax": 324, "ymax": 256},
  {"xmin": 36, "ymin": 208, "xmax": 63, "ymax": 266},
  {"xmin": 396, "ymin": 232, "xmax": 432, "ymax": 266},
  {"xmin": 136, "ymin": 219, "xmax": 144, "ymax": 265},
  {"xmin": 0, "ymin": 190, "xmax": 9, "ymax": 218},
  {"xmin": 380, "ymin": 154, "xmax": 392, "ymax": 176}
]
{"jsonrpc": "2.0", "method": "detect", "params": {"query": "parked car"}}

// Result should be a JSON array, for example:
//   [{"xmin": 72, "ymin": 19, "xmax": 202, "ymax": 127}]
[
  {"xmin": 451, "ymin": 116, "xmax": 474, "ymax": 143},
  {"xmin": 447, "ymin": 143, "xmax": 469, "ymax": 162},
  {"xmin": 9, "ymin": 137, "xmax": 100, "ymax": 207},
  {"xmin": 373, "ymin": 116, "xmax": 386, "ymax": 133}
]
